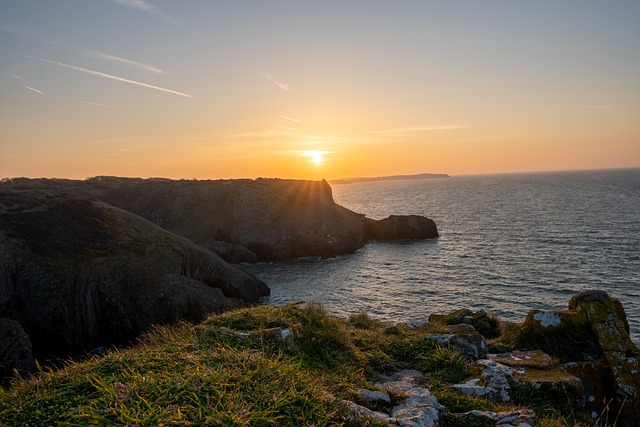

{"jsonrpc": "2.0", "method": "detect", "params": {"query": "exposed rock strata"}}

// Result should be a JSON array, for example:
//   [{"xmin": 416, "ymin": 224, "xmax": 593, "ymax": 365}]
[
  {"xmin": 0, "ymin": 191, "xmax": 269, "ymax": 370},
  {"xmin": 1, "ymin": 177, "xmax": 439, "ymax": 261}
]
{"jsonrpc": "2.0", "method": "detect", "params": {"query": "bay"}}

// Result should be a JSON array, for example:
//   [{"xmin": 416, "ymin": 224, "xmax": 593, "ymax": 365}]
[{"xmin": 245, "ymin": 168, "xmax": 640, "ymax": 343}]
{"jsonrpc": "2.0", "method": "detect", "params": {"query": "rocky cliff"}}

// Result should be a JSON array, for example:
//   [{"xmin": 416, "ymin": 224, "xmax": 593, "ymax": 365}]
[
  {"xmin": 0, "ymin": 190, "xmax": 269, "ymax": 369},
  {"xmin": 2, "ymin": 177, "xmax": 439, "ymax": 261}
]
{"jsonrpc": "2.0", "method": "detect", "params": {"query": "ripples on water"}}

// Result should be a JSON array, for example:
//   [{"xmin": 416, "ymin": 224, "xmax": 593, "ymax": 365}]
[{"xmin": 245, "ymin": 169, "xmax": 640, "ymax": 343}]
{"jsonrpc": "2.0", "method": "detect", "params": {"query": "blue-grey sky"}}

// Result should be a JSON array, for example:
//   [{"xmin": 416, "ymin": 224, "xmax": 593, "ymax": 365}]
[{"xmin": 1, "ymin": 1, "xmax": 639, "ymax": 179}]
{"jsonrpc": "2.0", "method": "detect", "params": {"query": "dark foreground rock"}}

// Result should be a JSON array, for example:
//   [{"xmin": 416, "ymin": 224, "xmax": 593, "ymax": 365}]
[
  {"xmin": 1, "ymin": 177, "xmax": 439, "ymax": 261},
  {"xmin": 0, "ymin": 191, "xmax": 269, "ymax": 377}
]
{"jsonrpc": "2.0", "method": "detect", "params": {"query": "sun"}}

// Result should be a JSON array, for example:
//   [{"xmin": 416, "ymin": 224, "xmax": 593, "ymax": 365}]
[{"xmin": 302, "ymin": 150, "xmax": 330, "ymax": 165}]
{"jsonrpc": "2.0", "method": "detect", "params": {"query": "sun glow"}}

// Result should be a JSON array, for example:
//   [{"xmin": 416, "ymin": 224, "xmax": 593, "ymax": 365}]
[{"xmin": 302, "ymin": 150, "xmax": 331, "ymax": 165}]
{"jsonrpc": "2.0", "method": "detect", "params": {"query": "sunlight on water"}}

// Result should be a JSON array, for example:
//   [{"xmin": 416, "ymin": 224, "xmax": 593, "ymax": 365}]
[{"xmin": 245, "ymin": 169, "xmax": 640, "ymax": 343}]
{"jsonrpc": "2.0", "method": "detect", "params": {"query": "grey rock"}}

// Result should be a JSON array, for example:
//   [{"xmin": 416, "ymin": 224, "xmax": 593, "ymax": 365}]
[{"xmin": 425, "ymin": 328, "xmax": 487, "ymax": 360}]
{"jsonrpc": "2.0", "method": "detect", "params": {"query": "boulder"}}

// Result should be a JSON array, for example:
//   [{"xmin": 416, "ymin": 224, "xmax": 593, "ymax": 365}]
[
  {"xmin": 425, "ymin": 324, "xmax": 488, "ymax": 360},
  {"xmin": 0, "ymin": 191, "xmax": 269, "ymax": 365},
  {"xmin": 521, "ymin": 290, "xmax": 640, "ymax": 425}
]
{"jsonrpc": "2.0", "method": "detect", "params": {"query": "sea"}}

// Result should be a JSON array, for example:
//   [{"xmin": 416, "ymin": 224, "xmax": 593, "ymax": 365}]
[{"xmin": 244, "ymin": 168, "xmax": 640, "ymax": 344}]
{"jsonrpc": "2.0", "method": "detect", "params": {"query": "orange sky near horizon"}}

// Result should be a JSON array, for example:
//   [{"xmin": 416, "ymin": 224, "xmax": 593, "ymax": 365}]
[{"xmin": 1, "ymin": 1, "xmax": 639, "ymax": 181}]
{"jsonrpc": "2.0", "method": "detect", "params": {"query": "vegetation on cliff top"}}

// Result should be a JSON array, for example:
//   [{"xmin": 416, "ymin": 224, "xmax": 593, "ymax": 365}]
[{"xmin": 0, "ymin": 304, "xmax": 596, "ymax": 426}]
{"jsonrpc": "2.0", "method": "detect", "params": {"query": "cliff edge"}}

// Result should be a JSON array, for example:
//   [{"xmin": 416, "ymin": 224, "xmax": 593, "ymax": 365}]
[{"xmin": 2, "ymin": 177, "xmax": 438, "ymax": 261}]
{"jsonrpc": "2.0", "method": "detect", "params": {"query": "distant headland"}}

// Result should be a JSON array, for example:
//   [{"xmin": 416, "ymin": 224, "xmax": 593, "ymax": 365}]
[{"xmin": 330, "ymin": 172, "xmax": 450, "ymax": 185}]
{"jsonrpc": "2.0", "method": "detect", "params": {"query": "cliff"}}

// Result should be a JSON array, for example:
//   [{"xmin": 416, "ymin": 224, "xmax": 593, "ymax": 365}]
[
  {"xmin": 1, "ymin": 177, "xmax": 439, "ymax": 261},
  {"xmin": 0, "ymin": 190, "xmax": 269, "ymax": 366}
]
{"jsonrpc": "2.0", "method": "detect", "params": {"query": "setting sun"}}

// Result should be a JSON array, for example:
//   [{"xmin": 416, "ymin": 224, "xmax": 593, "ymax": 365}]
[{"xmin": 302, "ymin": 150, "xmax": 331, "ymax": 166}]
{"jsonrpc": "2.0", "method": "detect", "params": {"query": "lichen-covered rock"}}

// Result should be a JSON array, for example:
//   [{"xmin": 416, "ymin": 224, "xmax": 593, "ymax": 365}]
[
  {"xmin": 425, "ymin": 325, "xmax": 487, "ymax": 360},
  {"xmin": 494, "ymin": 349, "xmax": 558, "ymax": 370},
  {"xmin": 429, "ymin": 308, "xmax": 499, "ymax": 338},
  {"xmin": 521, "ymin": 290, "xmax": 640, "ymax": 425},
  {"xmin": 0, "ymin": 318, "xmax": 35, "ymax": 380},
  {"xmin": 453, "ymin": 360, "xmax": 513, "ymax": 403},
  {"xmin": 377, "ymin": 370, "xmax": 445, "ymax": 427},
  {"xmin": 568, "ymin": 290, "xmax": 640, "ymax": 423}
]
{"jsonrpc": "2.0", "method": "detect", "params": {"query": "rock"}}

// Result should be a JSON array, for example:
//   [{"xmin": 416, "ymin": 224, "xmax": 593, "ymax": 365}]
[
  {"xmin": 455, "ymin": 409, "xmax": 535, "ymax": 427},
  {"xmin": 365, "ymin": 215, "xmax": 438, "ymax": 241},
  {"xmin": 425, "ymin": 325, "xmax": 487, "ymax": 360},
  {"xmin": 453, "ymin": 360, "xmax": 513, "ymax": 403},
  {"xmin": 429, "ymin": 309, "xmax": 500, "ymax": 339},
  {"xmin": 494, "ymin": 349, "xmax": 558, "ymax": 370},
  {"xmin": 521, "ymin": 290, "xmax": 640, "ymax": 425},
  {"xmin": 0, "ymin": 191, "xmax": 269, "ymax": 365},
  {"xmin": 0, "ymin": 177, "xmax": 439, "ymax": 261},
  {"xmin": 376, "ymin": 370, "xmax": 445, "ymax": 427},
  {"xmin": 343, "ymin": 400, "xmax": 391, "ymax": 424},
  {"xmin": 358, "ymin": 389, "xmax": 392, "ymax": 408},
  {"xmin": 569, "ymin": 291, "xmax": 640, "ymax": 423},
  {"xmin": 0, "ymin": 318, "xmax": 35, "ymax": 380}
]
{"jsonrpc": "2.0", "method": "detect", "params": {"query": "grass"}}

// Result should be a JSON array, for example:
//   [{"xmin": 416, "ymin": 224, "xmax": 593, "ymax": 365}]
[{"xmin": 0, "ymin": 304, "xmax": 589, "ymax": 426}]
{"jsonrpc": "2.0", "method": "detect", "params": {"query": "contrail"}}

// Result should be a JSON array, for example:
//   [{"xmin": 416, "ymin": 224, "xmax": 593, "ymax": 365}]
[
  {"xmin": 84, "ymin": 101, "xmax": 117, "ymax": 109},
  {"xmin": 264, "ymin": 72, "xmax": 290, "ymax": 91},
  {"xmin": 24, "ymin": 86, "xmax": 45, "ymax": 95},
  {"xmin": 18, "ymin": 52, "xmax": 191, "ymax": 98}
]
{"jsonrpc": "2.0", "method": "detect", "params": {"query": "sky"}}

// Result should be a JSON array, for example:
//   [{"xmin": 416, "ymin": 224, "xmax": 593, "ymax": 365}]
[{"xmin": 1, "ymin": 1, "xmax": 639, "ymax": 180}]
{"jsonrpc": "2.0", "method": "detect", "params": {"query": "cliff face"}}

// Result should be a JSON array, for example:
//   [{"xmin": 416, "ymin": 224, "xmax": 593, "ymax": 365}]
[
  {"xmin": 0, "ymin": 191, "xmax": 269, "ymax": 361},
  {"xmin": 2, "ymin": 177, "xmax": 438, "ymax": 261}
]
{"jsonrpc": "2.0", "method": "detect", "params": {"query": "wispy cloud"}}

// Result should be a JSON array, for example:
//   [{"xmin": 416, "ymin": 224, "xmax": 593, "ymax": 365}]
[
  {"xmin": 110, "ymin": 0, "xmax": 178, "ymax": 23},
  {"xmin": 264, "ymin": 72, "xmax": 290, "ymax": 91},
  {"xmin": 7, "ymin": 72, "xmax": 25, "ymax": 80},
  {"xmin": 110, "ymin": 0, "xmax": 159, "ymax": 15},
  {"xmin": 17, "ymin": 52, "xmax": 192, "ymax": 98},
  {"xmin": 86, "ymin": 50, "xmax": 167, "ymax": 75},
  {"xmin": 84, "ymin": 101, "xmax": 117, "ymax": 109},
  {"xmin": 23, "ymin": 86, "xmax": 45, "ymax": 95},
  {"xmin": 281, "ymin": 115, "xmax": 301, "ymax": 123}
]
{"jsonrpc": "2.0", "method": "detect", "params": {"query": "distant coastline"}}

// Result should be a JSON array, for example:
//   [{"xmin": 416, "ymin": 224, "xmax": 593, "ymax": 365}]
[{"xmin": 330, "ymin": 172, "xmax": 450, "ymax": 185}]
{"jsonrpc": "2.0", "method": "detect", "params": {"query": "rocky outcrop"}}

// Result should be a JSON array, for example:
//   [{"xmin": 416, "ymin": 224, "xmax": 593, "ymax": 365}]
[
  {"xmin": 365, "ymin": 215, "xmax": 438, "ymax": 242},
  {"xmin": 521, "ymin": 290, "xmax": 640, "ymax": 425},
  {"xmin": 1, "ymin": 177, "xmax": 438, "ymax": 261},
  {"xmin": 0, "ymin": 191, "xmax": 269, "ymax": 369}
]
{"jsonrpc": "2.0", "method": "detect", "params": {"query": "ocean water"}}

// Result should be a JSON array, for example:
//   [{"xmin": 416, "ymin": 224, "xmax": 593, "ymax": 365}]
[{"xmin": 244, "ymin": 169, "xmax": 640, "ymax": 344}]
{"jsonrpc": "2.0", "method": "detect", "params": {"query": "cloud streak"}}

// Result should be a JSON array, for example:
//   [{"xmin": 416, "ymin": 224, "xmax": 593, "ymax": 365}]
[
  {"xmin": 264, "ymin": 72, "xmax": 290, "ymax": 91},
  {"xmin": 86, "ymin": 50, "xmax": 167, "ymax": 75},
  {"xmin": 23, "ymin": 86, "xmax": 45, "ymax": 95},
  {"xmin": 281, "ymin": 115, "xmax": 301, "ymax": 123},
  {"xmin": 17, "ymin": 53, "xmax": 192, "ymax": 98},
  {"xmin": 84, "ymin": 101, "xmax": 117, "ymax": 109},
  {"xmin": 7, "ymin": 72, "xmax": 25, "ymax": 80},
  {"xmin": 110, "ymin": 0, "xmax": 178, "ymax": 24}
]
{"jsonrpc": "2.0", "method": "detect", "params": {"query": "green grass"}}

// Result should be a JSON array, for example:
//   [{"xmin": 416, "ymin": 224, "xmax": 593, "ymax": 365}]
[{"xmin": 0, "ymin": 303, "xmax": 584, "ymax": 426}]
